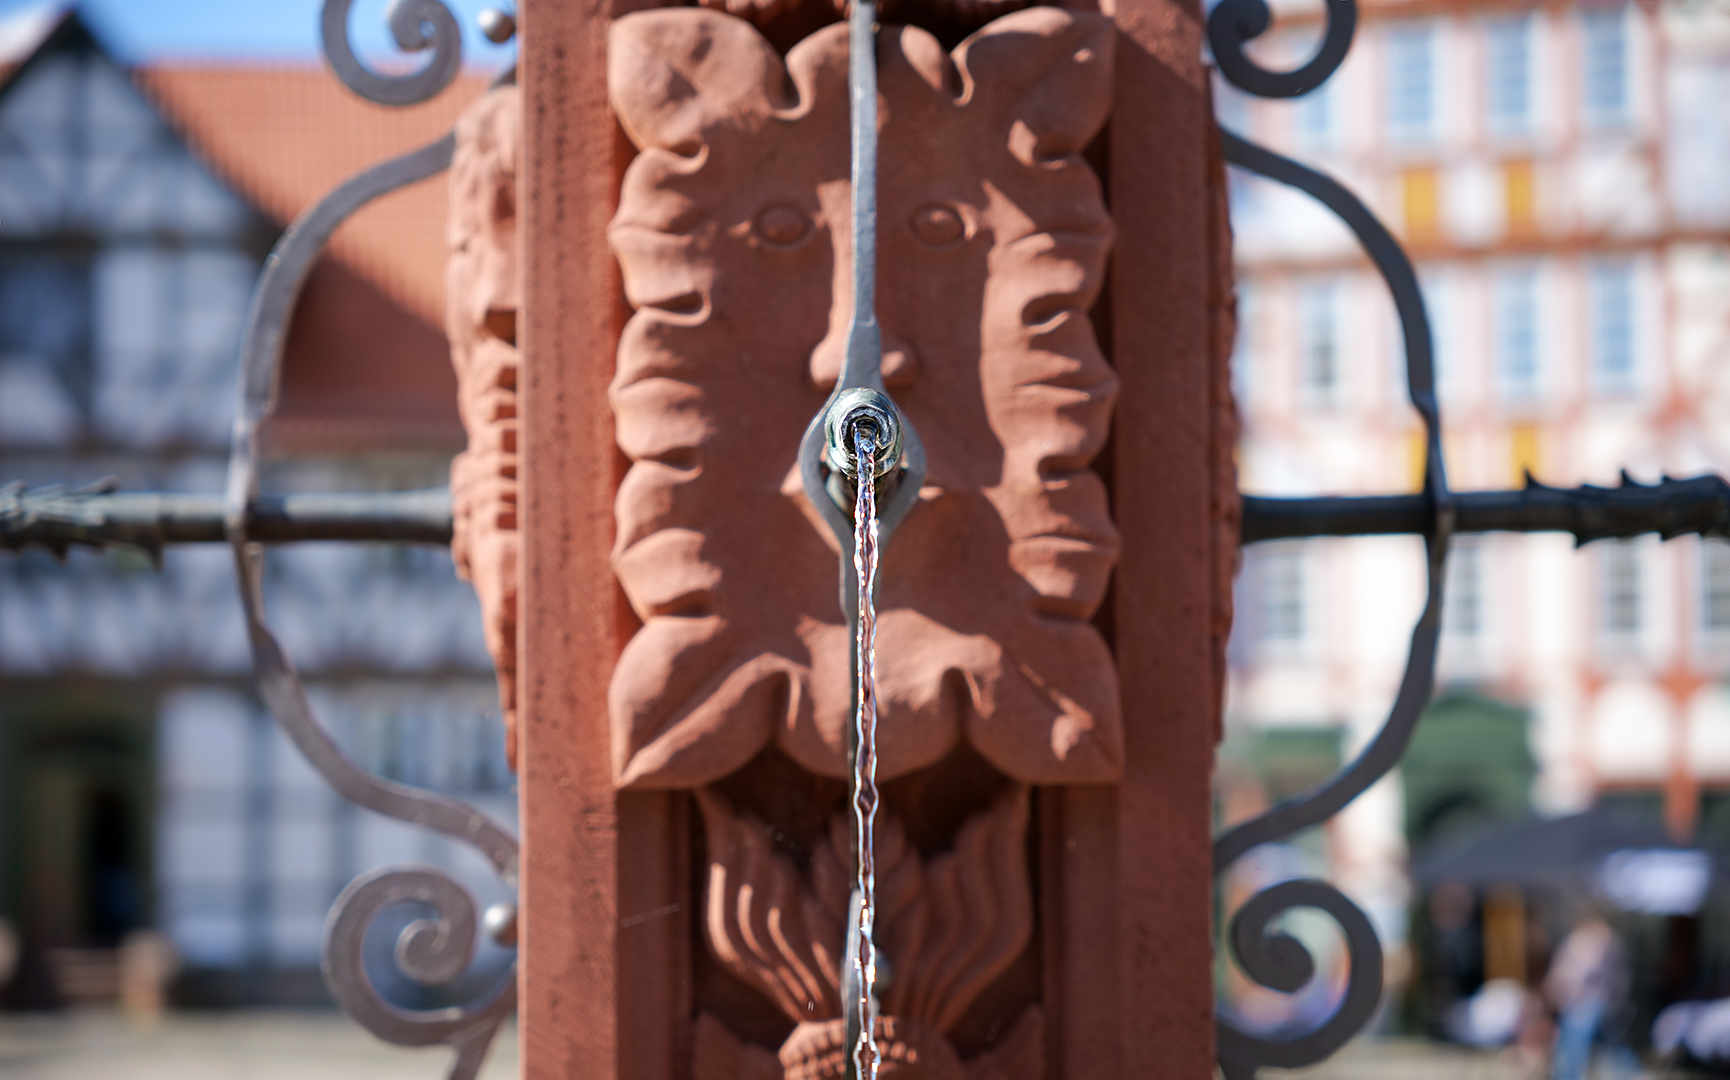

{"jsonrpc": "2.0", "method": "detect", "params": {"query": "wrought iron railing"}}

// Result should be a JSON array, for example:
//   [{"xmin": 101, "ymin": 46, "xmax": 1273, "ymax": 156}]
[
  {"xmin": 3, "ymin": 0, "xmax": 1729, "ymax": 1078},
  {"xmin": 214, "ymin": 7, "xmax": 520, "ymax": 1077},
  {"xmin": 1207, "ymin": 0, "xmax": 1727, "ymax": 1075}
]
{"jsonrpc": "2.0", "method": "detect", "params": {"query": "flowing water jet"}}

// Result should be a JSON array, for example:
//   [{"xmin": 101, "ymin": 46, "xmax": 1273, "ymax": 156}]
[
  {"xmin": 850, "ymin": 428, "xmax": 881, "ymax": 1080},
  {"xmin": 822, "ymin": 388, "xmax": 904, "ymax": 1080}
]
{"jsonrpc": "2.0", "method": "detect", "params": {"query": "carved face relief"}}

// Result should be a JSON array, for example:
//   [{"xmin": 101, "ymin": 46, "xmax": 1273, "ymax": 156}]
[{"xmin": 607, "ymin": 7, "xmax": 1121, "ymax": 790}]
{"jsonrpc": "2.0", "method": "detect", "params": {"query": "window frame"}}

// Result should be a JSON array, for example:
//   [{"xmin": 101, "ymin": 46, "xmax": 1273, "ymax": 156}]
[
  {"xmin": 1700, "ymin": 540, "xmax": 1730, "ymax": 647},
  {"xmin": 1385, "ymin": 21, "xmax": 1439, "ymax": 147},
  {"xmin": 1598, "ymin": 538, "xmax": 1643, "ymax": 651},
  {"xmin": 1258, "ymin": 544, "xmax": 1311, "ymax": 651},
  {"xmin": 1579, "ymin": 4, "xmax": 1631, "ymax": 131},
  {"xmin": 1484, "ymin": 13, "xmax": 1536, "ymax": 139},
  {"xmin": 1586, "ymin": 259, "xmax": 1638, "ymax": 397},
  {"xmin": 1297, "ymin": 277, "xmax": 1344, "ymax": 409},
  {"xmin": 1493, "ymin": 263, "xmax": 1543, "ymax": 404}
]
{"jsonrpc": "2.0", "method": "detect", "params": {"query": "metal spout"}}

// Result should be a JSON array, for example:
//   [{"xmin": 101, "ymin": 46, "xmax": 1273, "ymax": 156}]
[
  {"xmin": 823, "ymin": 388, "xmax": 905, "ymax": 515},
  {"xmin": 825, "ymin": 387, "xmax": 904, "ymax": 482}
]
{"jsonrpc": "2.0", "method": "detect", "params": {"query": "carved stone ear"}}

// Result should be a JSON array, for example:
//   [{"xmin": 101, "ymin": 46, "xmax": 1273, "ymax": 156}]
[
  {"xmin": 953, "ymin": 8, "xmax": 1115, "ymax": 166},
  {"xmin": 609, "ymin": 9, "xmax": 793, "ymax": 153}
]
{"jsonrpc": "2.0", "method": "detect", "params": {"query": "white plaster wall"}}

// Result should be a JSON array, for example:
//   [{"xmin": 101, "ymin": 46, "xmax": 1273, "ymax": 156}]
[
  {"xmin": 1589, "ymin": 678, "xmax": 1676, "ymax": 782},
  {"xmin": 1686, "ymin": 685, "xmax": 1730, "ymax": 782},
  {"xmin": 155, "ymin": 681, "xmax": 515, "ymax": 972}
]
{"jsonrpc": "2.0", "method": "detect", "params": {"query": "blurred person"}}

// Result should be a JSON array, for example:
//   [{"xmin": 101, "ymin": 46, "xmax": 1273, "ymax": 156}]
[
  {"xmin": 1512, "ymin": 995, "xmax": 1557, "ymax": 1080},
  {"xmin": 118, "ymin": 930, "xmax": 178, "ymax": 1025},
  {"xmin": 1545, "ymin": 915, "xmax": 1626, "ymax": 1080}
]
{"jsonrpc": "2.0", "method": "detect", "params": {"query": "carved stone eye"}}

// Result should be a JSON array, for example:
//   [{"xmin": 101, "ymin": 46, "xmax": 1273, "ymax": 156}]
[
  {"xmin": 754, "ymin": 203, "xmax": 812, "ymax": 247},
  {"xmin": 910, "ymin": 204, "xmax": 965, "ymax": 247}
]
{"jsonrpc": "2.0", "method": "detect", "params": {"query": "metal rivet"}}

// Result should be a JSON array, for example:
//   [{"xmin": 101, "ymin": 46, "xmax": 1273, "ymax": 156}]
[
  {"xmin": 478, "ymin": 6, "xmax": 516, "ymax": 43},
  {"xmin": 483, "ymin": 902, "xmax": 518, "ymax": 947}
]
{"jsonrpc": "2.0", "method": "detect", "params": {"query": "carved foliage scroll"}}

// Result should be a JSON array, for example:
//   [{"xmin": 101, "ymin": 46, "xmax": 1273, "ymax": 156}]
[
  {"xmin": 447, "ymin": 87, "xmax": 522, "ymax": 765},
  {"xmin": 695, "ymin": 787, "xmax": 1042, "ymax": 1080},
  {"xmin": 606, "ymin": 8, "xmax": 1123, "ymax": 792}
]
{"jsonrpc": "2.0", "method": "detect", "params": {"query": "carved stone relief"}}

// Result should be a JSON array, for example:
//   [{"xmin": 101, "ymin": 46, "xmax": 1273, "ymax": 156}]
[
  {"xmin": 689, "ymin": 0, "xmax": 1036, "ymax": 51},
  {"xmin": 447, "ymin": 86, "xmax": 522, "ymax": 765},
  {"xmin": 606, "ymin": 6, "xmax": 1122, "ymax": 793},
  {"xmin": 603, "ymin": 7, "xmax": 1122, "ymax": 1076},
  {"xmin": 694, "ymin": 786, "xmax": 1041, "ymax": 1080}
]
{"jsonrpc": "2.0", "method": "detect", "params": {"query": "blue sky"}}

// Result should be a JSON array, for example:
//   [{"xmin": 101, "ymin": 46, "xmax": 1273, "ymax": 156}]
[{"xmin": 0, "ymin": 0, "xmax": 516, "ymax": 68}]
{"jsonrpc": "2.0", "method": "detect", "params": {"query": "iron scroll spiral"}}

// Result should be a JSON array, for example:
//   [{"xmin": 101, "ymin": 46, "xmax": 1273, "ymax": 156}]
[
  {"xmin": 1218, "ymin": 881, "xmax": 1385, "ymax": 1073},
  {"xmin": 1209, "ymin": 1, "xmax": 1454, "ymax": 1071},
  {"xmin": 1207, "ymin": 0, "xmax": 1357, "ymax": 99},
  {"xmin": 322, "ymin": 0, "xmax": 464, "ymax": 106},
  {"xmin": 224, "ymin": 27, "xmax": 519, "ymax": 1080},
  {"xmin": 323, "ymin": 868, "xmax": 516, "ymax": 1080}
]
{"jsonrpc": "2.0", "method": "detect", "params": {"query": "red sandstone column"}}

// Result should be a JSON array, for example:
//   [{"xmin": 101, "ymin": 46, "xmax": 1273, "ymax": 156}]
[
  {"xmin": 519, "ymin": 3, "xmax": 688, "ymax": 1079},
  {"xmin": 1106, "ymin": 0, "xmax": 1226, "ymax": 1061},
  {"xmin": 514, "ymin": 0, "xmax": 1233, "ymax": 1076},
  {"xmin": 1045, "ymin": 0, "xmax": 1230, "ymax": 1075}
]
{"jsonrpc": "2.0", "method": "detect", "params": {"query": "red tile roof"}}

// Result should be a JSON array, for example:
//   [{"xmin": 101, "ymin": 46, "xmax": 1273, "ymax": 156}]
[
  {"xmin": 138, "ymin": 64, "xmax": 489, "ymax": 331},
  {"xmin": 136, "ymin": 64, "xmax": 493, "ymax": 451}
]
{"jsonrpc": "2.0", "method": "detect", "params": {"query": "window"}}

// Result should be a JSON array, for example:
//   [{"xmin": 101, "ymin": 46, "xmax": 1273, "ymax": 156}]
[
  {"xmin": 1227, "ymin": 169, "xmax": 1261, "ymax": 222},
  {"xmin": 0, "ymin": 254, "xmax": 91, "ymax": 447},
  {"xmin": 1588, "ymin": 261, "xmax": 1636, "ymax": 394},
  {"xmin": 347, "ymin": 697, "xmax": 512, "ymax": 795},
  {"xmin": 1485, "ymin": 15, "xmax": 1534, "ymax": 137},
  {"xmin": 1214, "ymin": 78, "xmax": 1251, "ymax": 132},
  {"xmin": 1600, "ymin": 540, "xmax": 1641, "ymax": 642},
  {"xmin": 1232, "ymin": 282, "xmax": 1257, "ymax": 405},
  {"xmin": 1261, "ymin": 547, "xmax": 1307, "ymax": 644},
  {"xmin": 1667, "ymin": 64, "xmax": 1730, "ymax": 226},
  {"xmin": 1386, "ymin": 24, "xmax": 1437, "ymax": 145},
  {"xmin": 1494, "ymin": 267, "xmax": 1540, "ymax": 401},
  {"xmin": 1296, "ymin": 78, "xmax": 1335, "ymax": 149},
  {"xmin": 1298, "ymin": 280, "xmax": 1341, "ymax": 406},
  {"xmin": 93, "ymin": 247, "xmax": 253, "ymax": 448},
  {"xmin": 1581, "ymin": 6, "xmax": 1628, "ymax": 128},
  {"xmin": 1445, "ymin": 540, "xmax": 1485, "ymax": 643},
  {"xmin": 1704, "ymin": 541, "xmax": 1730, "ymax": 636}
]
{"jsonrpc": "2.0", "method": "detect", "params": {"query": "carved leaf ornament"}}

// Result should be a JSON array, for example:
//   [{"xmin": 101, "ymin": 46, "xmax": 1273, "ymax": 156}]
[
  {"xmin": 606, "ymin": 6, "xmax": 1124, "ymax": 791},
  {"xmin": 447, "ymin": 87, "xmax": 523, "ymax": 764},
  {"xmin": 695, "ymin": 786, "xmax": 1041, "ymax": 1080}
]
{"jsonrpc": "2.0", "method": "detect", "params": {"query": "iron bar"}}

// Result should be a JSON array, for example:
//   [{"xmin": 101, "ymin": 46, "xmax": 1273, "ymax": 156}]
[
  {"xmin": 1242, "ymin": 473, "xmax": 1730, "ymax": 546},
  {"xmin": 11, "ymin": 474, "xmax": 1730, "ymax": 560},
  {"xmin": 1, "ymin": 481, "xmax": 452, "ymax": 559}
]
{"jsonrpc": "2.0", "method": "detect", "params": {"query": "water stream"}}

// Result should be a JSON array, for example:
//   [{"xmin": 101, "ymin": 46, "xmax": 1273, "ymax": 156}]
[{"xmin": 851, "ymin": 432, "xmax": 882, "ymax": 1080}]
